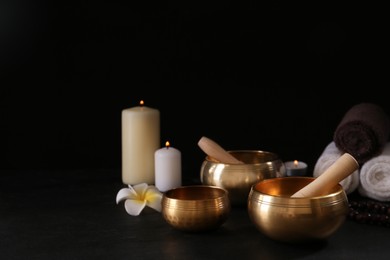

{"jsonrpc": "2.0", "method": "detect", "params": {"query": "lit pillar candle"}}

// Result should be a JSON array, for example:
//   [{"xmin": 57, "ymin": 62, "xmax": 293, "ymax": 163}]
[
  {"xmin": 285, "ymin": 160, "xmax": 308, "ymax": 177},
  {"xmin": 121, "ymin": 100, "xmax": 160, "ymax": 185},
  {"xmin": 155, "ymin": 141, "xmax": 182, "ymax": 192}
]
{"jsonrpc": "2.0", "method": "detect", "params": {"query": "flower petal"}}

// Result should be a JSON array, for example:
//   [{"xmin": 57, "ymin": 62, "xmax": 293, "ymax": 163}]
[
  {"xmin": 126, "ymin": 185, "xmax": 138, "ymax": 196},
  {"xmin": 146, "ymin": 185, "xmax": 160, "ymax": 193},
  {"xmin": 124, "ymin": 199, "xmax": 146, "ymax": 216},
  {"xmin": 116, "ymin": 188, "xmax": 137, "ymax": 204},
  {"xmin": 144, "ymin": 185, "xmax": 163, "ymax": 212},
  {"xmin": 146, "ymin": 194, "xmax": 163, "ymax": 212},
  {"xmin": 132, "ymin": 183, "xmax": 148, "ymax": 198}
]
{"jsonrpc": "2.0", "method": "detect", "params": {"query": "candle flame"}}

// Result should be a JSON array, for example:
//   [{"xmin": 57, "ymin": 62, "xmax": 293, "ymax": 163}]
[
  {"xmin": 140, "ymin": 100, "xmax": 144, "ymax": 106},
  {"xmin": 165, "ymin": 141, "xmax": 170, "ymax": 148},
  {"xmin": 294, "ymin": 160, "xmax": 298, "ymax": 167}
]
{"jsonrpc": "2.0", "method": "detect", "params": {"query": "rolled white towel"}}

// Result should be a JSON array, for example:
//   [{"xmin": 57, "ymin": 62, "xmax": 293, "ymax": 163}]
[
  {"xmin": 358, "ymin": 142, "xmax": 390, "ymax": 201},
  {"xmin": 313, "ymin": 141, "xmax": 360, "ymax": 194}
]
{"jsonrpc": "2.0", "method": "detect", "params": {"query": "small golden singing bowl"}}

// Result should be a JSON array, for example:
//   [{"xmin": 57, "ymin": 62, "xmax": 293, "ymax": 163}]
[
  {"xmin": 200, "ymin": 150, "xmax": 286, "ymax": 206},
  {"xmin": 161, "ymin": 185, "xmax": 231, "ymax": 232},
  {"xmin": 247, "ymin": 177, "xmax": 349, "ymax": 243}
]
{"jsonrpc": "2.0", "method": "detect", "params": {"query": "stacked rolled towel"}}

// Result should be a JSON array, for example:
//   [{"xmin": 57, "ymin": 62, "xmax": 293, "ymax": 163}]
[
  {"xmin": 358, "ymin": 142, "xmax": 390, "ymax": 201},
  {"xmin": 313, "ymin": 141, "xmax": 360, "ymax": 194},
  {"xmin": 333, "ymin": 102, "xmax": 390, "ymax": 165}
]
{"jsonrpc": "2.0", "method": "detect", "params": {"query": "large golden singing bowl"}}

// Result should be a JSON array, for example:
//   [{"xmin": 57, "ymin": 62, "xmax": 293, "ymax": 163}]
[
  {"xmin": 248, "ymin": 177, "xmax": 349, "ymax": 243},
  {"xmin": 161, "ymin": 185, "xmax": 230, "ymax": 232},
  {"xmin": 200, "ymin": 150, "xmax": 286, "ymax": 206}
]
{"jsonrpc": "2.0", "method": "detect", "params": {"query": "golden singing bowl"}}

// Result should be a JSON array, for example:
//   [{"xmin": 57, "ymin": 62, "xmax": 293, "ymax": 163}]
[
  {"xmin": 200, "ymin": 150, "xmax": 286, "ymax": 206},
  {"xmin": 247, "ymin": 177, "xmax": 349, "ymax": 243},
  {"xmin": 161, "ymin": 185, "xmax": 231, "ymax": 232}
]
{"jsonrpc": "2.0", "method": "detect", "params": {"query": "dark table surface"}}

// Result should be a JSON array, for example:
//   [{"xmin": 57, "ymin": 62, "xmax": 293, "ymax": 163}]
[{"xmin": 1, "ymin": 169, "xmax": 390, "ymax": 260}]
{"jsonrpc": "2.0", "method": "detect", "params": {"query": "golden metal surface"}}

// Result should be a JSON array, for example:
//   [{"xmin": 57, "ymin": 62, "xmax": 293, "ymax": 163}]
[
  {"xmin": 200, "ymin": 150, "xmax": 286, "ymax": 206},
  {"xmin": 247, "ymin": 177, "xmax": 349, "ymax": 243},
  {"xmin": 161, "ymin": 185, "xmax": 231, "ymax": 232}
]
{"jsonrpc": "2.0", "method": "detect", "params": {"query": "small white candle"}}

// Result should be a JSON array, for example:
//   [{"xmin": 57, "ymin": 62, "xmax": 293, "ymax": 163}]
[
  {"xmin": 155, "ymin": 141, "xmax": 182, "ymax": 192},
  {"xmin": 121, "ymin": 100, "xmax": 160, "ymax": 185},
  {"xmin": 285, "ymin": 160, "xmax": 308, "ymax": 177}
]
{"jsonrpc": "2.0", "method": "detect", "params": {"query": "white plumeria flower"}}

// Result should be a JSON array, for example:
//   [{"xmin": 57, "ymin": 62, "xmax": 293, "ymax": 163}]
[{"xmin": 116, "ymin": 183, "xmax": 163, "ymax": 216}]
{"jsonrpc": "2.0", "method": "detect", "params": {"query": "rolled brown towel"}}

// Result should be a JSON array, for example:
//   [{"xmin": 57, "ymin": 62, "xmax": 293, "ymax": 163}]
[{"xmin": 333, "ymin": 102, "xmax": 390, "ymax": 165}]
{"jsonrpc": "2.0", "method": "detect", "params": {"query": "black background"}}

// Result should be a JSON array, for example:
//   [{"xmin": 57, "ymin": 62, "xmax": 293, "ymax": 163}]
[{"xmin": 1, "ymin": 1, "xmax": 389, "ymax": 181}]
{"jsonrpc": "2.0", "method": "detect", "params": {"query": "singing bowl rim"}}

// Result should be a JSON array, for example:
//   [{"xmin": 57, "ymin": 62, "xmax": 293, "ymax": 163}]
[
  {"xmin": 250, "ymin": 176, "xmax": 346, "ymax": 200},
  {"xmin": 204, "ymin": 150, "xmax": 282, "ymax": 164},
  {"xmin": 162, "ymin": 185, "xmax": 229, "ymax": 201}
]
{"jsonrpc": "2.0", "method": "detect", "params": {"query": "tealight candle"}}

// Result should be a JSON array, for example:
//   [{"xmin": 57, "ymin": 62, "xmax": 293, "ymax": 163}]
[
  {"xmin": 155, "ymin": 141, "xmax": 182, "ymax": 192},
  {"xmin": 285, "ymin": 160, "xmax": 308, "ymax": 177},
  {"xmin": 121, "ymin": 100, "xmax": 160, "ymax": 185}
]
